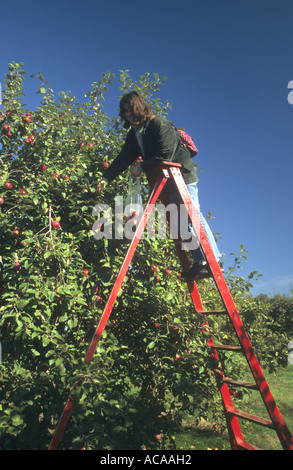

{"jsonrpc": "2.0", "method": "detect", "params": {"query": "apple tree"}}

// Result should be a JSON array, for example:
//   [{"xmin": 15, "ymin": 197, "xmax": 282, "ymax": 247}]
[{"xmin": 0, "ymin": 63, "xmax": 288, "ymax": 450}]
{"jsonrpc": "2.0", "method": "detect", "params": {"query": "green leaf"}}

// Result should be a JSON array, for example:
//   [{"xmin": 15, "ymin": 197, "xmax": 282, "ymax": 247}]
[
  {"xmin": 42, "ymin": 336, "xmax": 51, "ymax": 347},
  {"xmin": 12, "ymin": 415, "xmax": 24, "ymax": 426},
  {"xmin": 146, "ymin": 341, "xmax": 155, "ymax": 350},
  {"xmin": 31, "ymin": 349, "xmax": 40, "ymax": 356},
  {"xmin": 68, "ymin": 318, "xmax": 78, "ymax": 329}
]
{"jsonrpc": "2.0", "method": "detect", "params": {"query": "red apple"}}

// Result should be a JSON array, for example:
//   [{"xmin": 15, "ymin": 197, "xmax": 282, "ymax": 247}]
[
  {"xmin": 25, "ymin": 134, "xmax": 35, "ymax": 145},
  {"xmin": 52, "ymin": 220, "xmax": 60, "ymax": 230},
  {"xmin": 13, "ymin": 229, "xmax": 19, "ymax": 236},
  {"xmin": 102, "ymin": 161, "xmax": 109, "ymax": 168},
  {"xmin": 0, "ymin": 197, "xmax": 4, "ymax": 204},
  {"xmin": 83, "ymin": 268, "xmax": 90, "ymax": 277},
  {"xmin": 96, "ymin": 296, "xmax": 103, "ymax": 303},
  {"xmin": 14, "ymin": 262, "xmax": 21, "ymax": 271},
  {"xmin": 39, "ymin": 164, "xmax": 46, "ymax": 172},
  {"xmin": 20, "ymin": 189, "xmax": 27, "ymax": 195},
  {"xmin": 5, "ymin": 182, "xmax": 12, "ymax": 189},
  {"xmin": 22, "ymin": 114, "xmax": 31, "ymax": 124},
  {"xmin": 165, "ymin": 269, "xmax": 171, "ymax": 275},
  {"xmin": 151, "ymin": 264, "xmax": 157, "ymax": 271},
  {"xmin": 53, "ymin": 173, "xmax": 60, "ymax": 179},
  {"xmin": 88, "ymin": 142, "xmax": 93, "ymax": 147},
  {"xmin": 3, "ymin": 124, "xmax": 12, "ymax": 136}
]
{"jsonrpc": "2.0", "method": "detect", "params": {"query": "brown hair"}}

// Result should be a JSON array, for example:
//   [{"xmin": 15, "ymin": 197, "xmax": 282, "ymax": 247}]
[{"xmin": 119, "ymin": 91, "xmax": 153, "ymax": 127}]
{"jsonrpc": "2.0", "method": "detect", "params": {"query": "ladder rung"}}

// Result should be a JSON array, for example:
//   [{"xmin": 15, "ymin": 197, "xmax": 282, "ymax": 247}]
[
  {"xmin": 223, "ymin": 377, "xmax": 258, "ymax": 390},
  {"xmin": 236, "ymin": 440, "xmax": 263, "ymax": 451},
  {"xmin": 207, "ymin": 340, "xmax": 242, "ymax": 352},
  {"xmin": 197, "ymin": 310, "xmax": 227, "ymax": 315},
  {"xmin": 226, "ymin": 406, "xmax": 275, "ymax": 429}
]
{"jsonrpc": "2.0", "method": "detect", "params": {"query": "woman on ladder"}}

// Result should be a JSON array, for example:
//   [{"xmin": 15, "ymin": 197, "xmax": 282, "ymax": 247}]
[{"xmin": 97, "ymin": 91, "xmax": 221, "ymax": 279}]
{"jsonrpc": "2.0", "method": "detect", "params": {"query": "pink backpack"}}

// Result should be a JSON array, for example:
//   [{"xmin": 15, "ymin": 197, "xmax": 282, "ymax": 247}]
[{"xmin": 171, "ymin": 123, "xmax": 198, "ymax": 157}]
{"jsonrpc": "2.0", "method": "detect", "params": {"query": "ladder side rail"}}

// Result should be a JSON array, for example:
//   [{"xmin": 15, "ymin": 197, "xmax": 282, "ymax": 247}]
[
  {"xmin": 174, "ymin": 240, "xmax": 244, "ymax": 450},
  {"xmin": 85, "ymin": 169, "xmax": 170, "ymax": 365},
  {"xmin": 48, "ymin": 170, "xmax": 169, "ymax": 450},
  {"xmin": 169, "ymin": 165, "xmax": 293, "ymax": 450}
]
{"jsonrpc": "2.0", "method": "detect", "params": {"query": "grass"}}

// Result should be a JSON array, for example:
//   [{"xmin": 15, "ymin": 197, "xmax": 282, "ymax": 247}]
[
  {"xmin": 174, "ymin": 365, "xmax": 293, "ymax": 450},
  {"xmin": 174, "ymin": 418, "xmax": 230, "ymax": 451},
  {"xmin": 243, "ymin": 365, "xmax": 293, "ymax": 450}
]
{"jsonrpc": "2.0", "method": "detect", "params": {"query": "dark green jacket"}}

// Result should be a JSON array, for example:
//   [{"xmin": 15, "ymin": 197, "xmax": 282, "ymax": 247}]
[{"xmin": 102, "ymin": 116, "xmax": 198, "ymax": 184}]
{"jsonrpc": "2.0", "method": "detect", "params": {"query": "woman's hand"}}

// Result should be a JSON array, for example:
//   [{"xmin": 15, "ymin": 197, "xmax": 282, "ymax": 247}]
[{"xmin": 96, "ymin": 179, "xmax": 107, "ymax": 194}]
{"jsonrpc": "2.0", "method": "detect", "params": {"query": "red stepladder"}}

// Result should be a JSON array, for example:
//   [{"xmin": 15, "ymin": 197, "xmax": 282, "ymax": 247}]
[{"xmin": 48, "ymin": 162, "xmax": 293, "ymax": 450}]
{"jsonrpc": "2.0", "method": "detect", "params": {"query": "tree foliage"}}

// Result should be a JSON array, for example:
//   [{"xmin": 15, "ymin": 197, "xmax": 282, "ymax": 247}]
[{"xmin": 0, "ymin": 63, "xmax": 290, "ymax": 450}]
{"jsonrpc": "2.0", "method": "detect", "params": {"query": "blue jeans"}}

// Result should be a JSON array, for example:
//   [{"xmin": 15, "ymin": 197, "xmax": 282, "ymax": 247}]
[
  {"xmin": 186, "ymin": 182, "xmax": 221, "ymax": 263},
  {"xmin": 168, "ymin": 181, "xmax": 221, "ymax": 264}
]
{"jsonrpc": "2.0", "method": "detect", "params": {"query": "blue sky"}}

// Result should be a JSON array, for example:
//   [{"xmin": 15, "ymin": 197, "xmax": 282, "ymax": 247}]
[{"xmin": 1, "ymin": 0, "xmax": 293, "ymax": 296}]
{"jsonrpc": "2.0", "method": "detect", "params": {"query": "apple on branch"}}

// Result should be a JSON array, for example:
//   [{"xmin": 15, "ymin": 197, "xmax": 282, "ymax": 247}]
[
  {"xmin": 22, "ymin": 113, "xmax": 31, "ymax": 124},
  {"xmin": 52, "ymin": 220, "xmax": 60, "ymax": 230}
]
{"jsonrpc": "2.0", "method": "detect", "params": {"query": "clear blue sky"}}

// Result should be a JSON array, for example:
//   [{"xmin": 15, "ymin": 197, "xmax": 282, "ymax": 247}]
[{"xmin": 1, "ymin": 0, "xmax": 293, "ymax": 296}]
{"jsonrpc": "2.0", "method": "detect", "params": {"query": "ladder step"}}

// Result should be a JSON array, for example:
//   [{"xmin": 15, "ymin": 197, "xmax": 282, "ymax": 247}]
[
  {"xmin": 197, "ymin": 310, "xmax": 227, "ymax": 315},
  {"xmin": 226, "ymin": 405, "xmax": 275, "ymax": 429},
  {"xmin": 207, "ymin": 339, "xmax": 242, "ymax": 352},
  {"xmin": 236, "ymin": 440, "xmax": 263, "ymax": 451},
  {"xmin": 223, "ymin": 377, "xmax": 258, "ymax": 390}
]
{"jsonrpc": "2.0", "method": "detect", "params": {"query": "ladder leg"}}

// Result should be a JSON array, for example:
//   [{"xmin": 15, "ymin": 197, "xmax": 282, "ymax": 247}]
[
  {"xmin": 169, "ymin": 166, "xmax": 293, "ymax": 450},
  {"xmin": 174, "ymin": 241, "xmax": 245, "ymax": 449},
  {"xmin": 85, "ymin": 170, "xmax": 169, "ymax": 365},
  {"xmin": 48, "ymin": 169, "xmax": 169, "ymax": 450}
]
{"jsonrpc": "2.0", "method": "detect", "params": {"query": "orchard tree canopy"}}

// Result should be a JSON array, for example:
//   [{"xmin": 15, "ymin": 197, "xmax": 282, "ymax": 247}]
[{"xmin": 0, "ymin": 63, "xmax": 289, "ymax": 450}]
